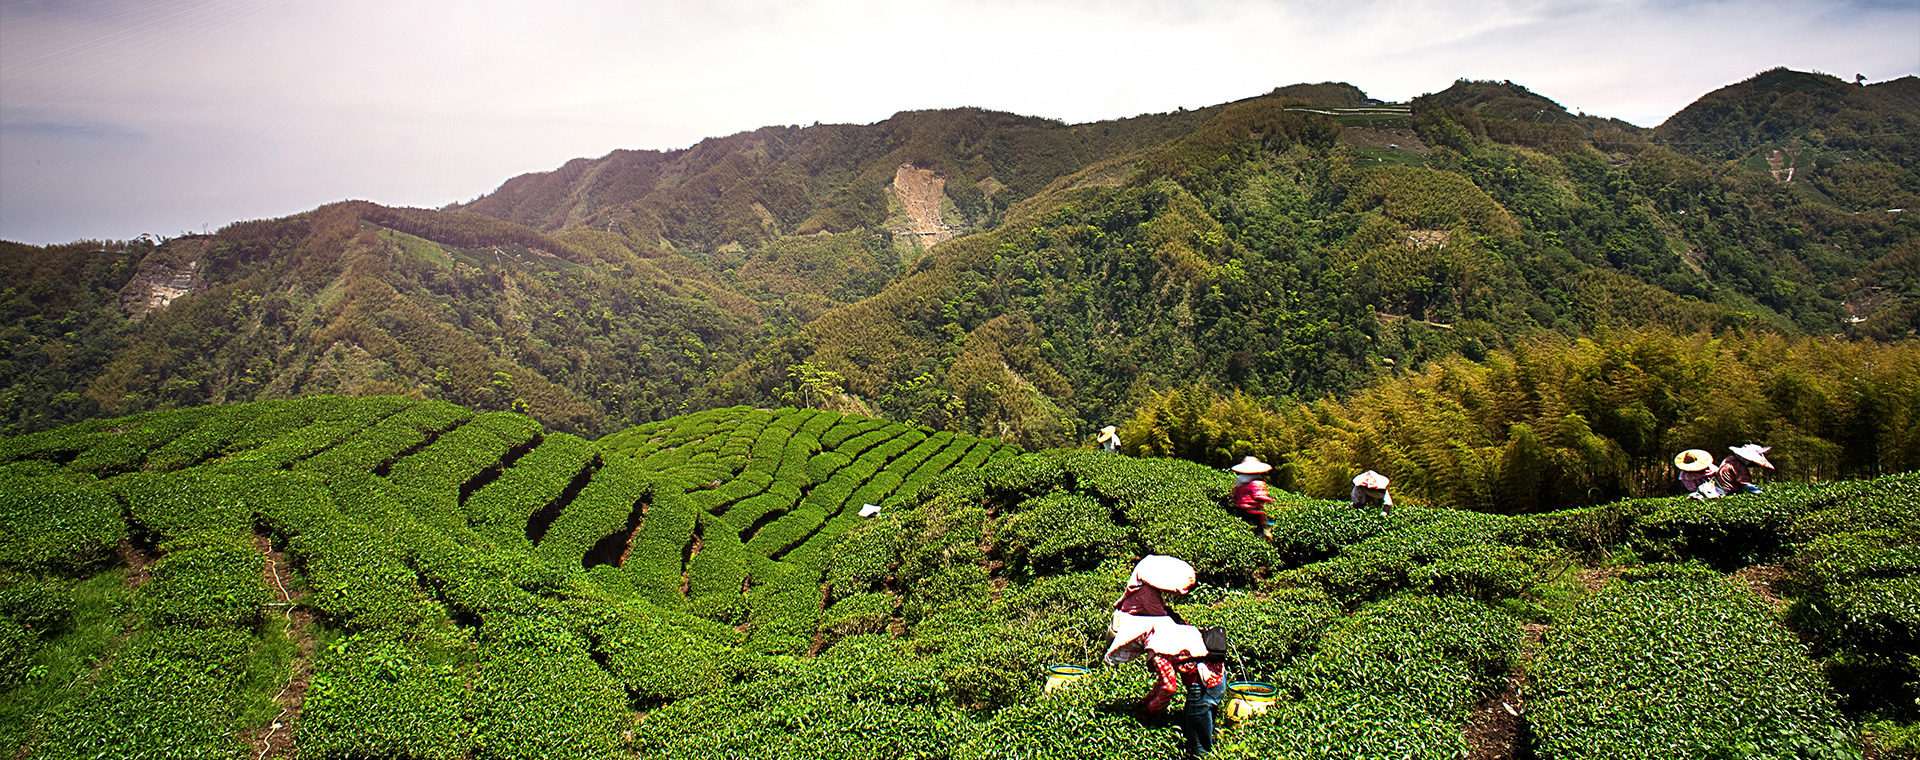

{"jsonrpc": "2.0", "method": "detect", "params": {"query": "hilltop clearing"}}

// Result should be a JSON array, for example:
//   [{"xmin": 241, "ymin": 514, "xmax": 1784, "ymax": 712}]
[{"xmin": 0, "ymin": 398, "xmax": 1914, "ymax": 758}]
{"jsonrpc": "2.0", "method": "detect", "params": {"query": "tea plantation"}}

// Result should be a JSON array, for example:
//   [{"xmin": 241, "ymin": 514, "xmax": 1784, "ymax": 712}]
[{"xmin": 0, "ymin": 396, "xmax": 1914, "ymax": 759}]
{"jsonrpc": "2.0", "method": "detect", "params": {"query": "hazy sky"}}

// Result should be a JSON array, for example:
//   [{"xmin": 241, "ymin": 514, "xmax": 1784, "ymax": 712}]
[{"xmin": 2, "ymin": 0, "xmax": 1915, "ymax": 245}]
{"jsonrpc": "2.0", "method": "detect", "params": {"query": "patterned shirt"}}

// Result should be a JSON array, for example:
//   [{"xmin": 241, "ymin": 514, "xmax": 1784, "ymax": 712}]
[
  {"xmin": 1714, "ymin": 457, "xmax": 1757, "ymax": 491},
  {"xmin": 1231, "ymin": 479, "xmax": 1274, "ymax": 523},
  {"xmin": 1143, "ymin": 653, "xmax": 1225, "ymax": 714}
]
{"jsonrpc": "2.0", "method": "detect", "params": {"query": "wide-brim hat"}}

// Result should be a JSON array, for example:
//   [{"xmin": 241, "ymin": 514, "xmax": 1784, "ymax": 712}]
[
  {"xmin": 1352, "ymin": 470, "xmax": 1390, "ymax": 490},
  {"xmin": 1730, "ymin": 444, "xmax": 1775, "ymax": 469},
  {"xmin": 1230, "ymin": 456, "xmax": 1272, "ymax": 474},
  {"xmin": 1133, "ymin": 554, "xmax": 1197, "ymax": 593},
  {"xmin": 1674, "ymin": 449, "xmax": 1715, "ymax": 472},
  {"xmin": 1096, "ymin": 426, "xmax": 1118, "ymax": 443}
]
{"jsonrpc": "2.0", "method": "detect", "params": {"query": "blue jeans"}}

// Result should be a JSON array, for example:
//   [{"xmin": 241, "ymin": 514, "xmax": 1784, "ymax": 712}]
[{"xmin": 1182, "ymin": 681, "xmax": 1228, "ymax": 756}]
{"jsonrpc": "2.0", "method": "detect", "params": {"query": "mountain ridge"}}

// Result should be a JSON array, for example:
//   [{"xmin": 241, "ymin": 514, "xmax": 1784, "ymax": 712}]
[{"xmin": 2, "ymin": 70, "xmax": 1915, "ymax": 448}]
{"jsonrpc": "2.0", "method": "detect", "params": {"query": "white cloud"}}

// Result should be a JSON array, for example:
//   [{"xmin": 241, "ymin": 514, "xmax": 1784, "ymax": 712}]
[{"xmin": 2, "ymin": 0, "xmax": 1915, "ymax": 243}]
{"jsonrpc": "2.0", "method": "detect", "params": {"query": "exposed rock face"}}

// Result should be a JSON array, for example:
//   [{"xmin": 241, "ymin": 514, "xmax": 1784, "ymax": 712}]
[
  {"xmin": 120, "ymin": 254, "xmax": 204, "ymax": 320},
  {"xmin": 891, "ymin": 163, "xmax": 955, "ymax": 248}
]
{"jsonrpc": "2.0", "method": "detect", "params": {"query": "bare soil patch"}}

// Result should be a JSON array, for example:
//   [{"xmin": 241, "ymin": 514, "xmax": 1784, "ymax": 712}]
[
  {"xmin": 1465, "ymin": 623, "xmax": 1548, "ymax": 760},
  {"xmin": 1340, "ymin": 126, "xmax": 1431, "ymax": 154},
  {"xmin": 116, "ymin": 538, "xmax": 158, "ymax": 589},
  {"xmin": 1576, "ymin": 567, "xmax": 1621, "ymax": 593},
  {"xmin": 1732, "ymin": 564, "xmax": 1789, "ymax": 610},
  {"xmin": 891, "ymin": 164, "xmax": 956, "ymax": 247}
]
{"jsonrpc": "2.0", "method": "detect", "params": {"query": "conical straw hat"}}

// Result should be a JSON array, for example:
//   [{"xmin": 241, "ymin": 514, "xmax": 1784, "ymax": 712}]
[
  {"xmin": 1230, "ymin": 456, "xmax": 1271, "ymax": 474},
  {"xmin": 1674, "ymin": 449, "xmax": 1715, "ymax": 472}
]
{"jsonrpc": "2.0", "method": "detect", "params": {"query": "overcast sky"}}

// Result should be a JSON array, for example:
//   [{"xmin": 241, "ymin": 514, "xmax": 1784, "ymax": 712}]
[{"xmin": 2, "ymin": 0, "xmax": 1915, "ymax": 245}]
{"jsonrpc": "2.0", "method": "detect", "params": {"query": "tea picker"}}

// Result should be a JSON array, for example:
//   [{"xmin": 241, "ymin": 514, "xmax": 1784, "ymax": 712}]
[
  {"xmin": 1227, "ymin": 457, "xmax": 1275, "ymax": 537},
  {"xmin": 1716, "ymin": 444, "xmax": 1774, "ymax": 495},
  {"xmin": 1104, "ymin": 555, "xmax": 1196, "ymax": 666},
  {"xmin": 1098, "ymin": 425, "xmax": 1121, "ymax": 453},
  {"xmin": 1674, "ymin": 449, "xmax": 1724, "ymax": 500},
  {"xmin": 1350, "ymin": 470, "xmax": 1392, "ymax": 517},
  {"xmin": 1137, "ymin": 623, "xmax": 1230, "ymax": 756}
]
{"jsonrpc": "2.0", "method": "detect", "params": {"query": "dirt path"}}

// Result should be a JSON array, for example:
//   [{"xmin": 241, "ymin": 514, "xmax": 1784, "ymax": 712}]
[
  {"xmin": 1465, "ymin": 623, "xmax": 1547, "ymax": 760},
  {"xmin": 116, "ymin": 538, "xmax": 158, "ymax": 589},
  {"xmin": 1731, "ymin": 564, "xmax": 1788, "ymax": 610},
  {"xmin": 247, "ymin": 531, "xmax": 315, "ymax": 760}
]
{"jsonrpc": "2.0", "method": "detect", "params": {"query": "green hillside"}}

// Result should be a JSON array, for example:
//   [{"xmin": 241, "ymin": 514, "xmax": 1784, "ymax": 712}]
[
  {"xmin": 4, "ymin": 71, "xmax": 1917, "ymax": 453},
  {"xmin": 2, "ymin": 399, "xmax": 1915, "ymax": 758},
  {"xmin": 718, "ymin": 84, "xmax": 1920, "ymax": 448}
]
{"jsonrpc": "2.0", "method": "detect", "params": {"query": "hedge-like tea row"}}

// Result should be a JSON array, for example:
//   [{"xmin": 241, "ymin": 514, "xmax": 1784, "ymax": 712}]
[
  {"xmin": 387, "ymin": 411, "xmax": 543, "ymax": 511},
  {"xmin": 1214, "ymin": 595, "xmax": 1524, "ymax": 759},
  {"xmin": 1531, "ymin": 575, "xmax": 1854, "ymax": 759},
  {"xmin": 462, "ymin": 432, "xmax": 595, "ymax": 549},
  {"xmin": 297, "ymin": 401, "xmax": 473, "ymax": 475}
]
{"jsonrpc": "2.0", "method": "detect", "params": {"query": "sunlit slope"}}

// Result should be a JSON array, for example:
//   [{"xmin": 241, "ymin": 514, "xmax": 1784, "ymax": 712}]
[{"xmin": 2, "ymin": 398, "xmax": 1916, "ymax": 758}]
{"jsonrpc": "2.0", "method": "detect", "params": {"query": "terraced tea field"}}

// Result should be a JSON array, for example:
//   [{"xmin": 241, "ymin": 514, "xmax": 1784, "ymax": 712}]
[{"xmin": 0, "ymin": 396, "xmax": 1914, "ymax": 759}]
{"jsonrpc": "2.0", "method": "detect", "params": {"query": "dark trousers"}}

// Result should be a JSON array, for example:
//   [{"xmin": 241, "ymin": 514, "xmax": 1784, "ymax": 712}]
[{"xmin": 1181, "ymin": 681, "xmax": 1228, "ymax": 756}]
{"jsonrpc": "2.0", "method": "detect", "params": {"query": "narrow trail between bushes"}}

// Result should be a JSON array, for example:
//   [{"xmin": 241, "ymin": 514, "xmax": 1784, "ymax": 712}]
[
  {"xmin": 1465, "ymin": 622, "xmax": 1547, "ymax": 760},
  {"xmin": 1732, "ymin": 564, "xmax": 1788, "ymax": 610},
  {"xmin": 116, "ymin": 538, "xmax": 157, "ymax": 589},
  {"xmin": 249, "ymin": 532, "xmax": 314, "ymax": 760}
]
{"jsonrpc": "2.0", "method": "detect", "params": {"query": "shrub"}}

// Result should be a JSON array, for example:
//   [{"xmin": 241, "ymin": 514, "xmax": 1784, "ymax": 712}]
[
  {"xmin": 998, "ymin": 491, "xmax": 1134, "ymax": 575},
  {"xmin": 113, "ymin": 470, "xmax": 254, "ymax": 544},
  {"xmin": 1216, "ymin": 595, "xmax": 1523, "ymax": 759},
  {"xmin": 954, "ymin": 666, "xmax": 1181, "ymax": 760},
  {"xmin": 37, "ymin": 628, "xmax": 258, "ymax": 760},
  {"xmin": 463, "ymin": 433, "xmax": 595, "ymax": 548},
  {"xmin": 1175, "ymin": 587, "xmax": 1341, "ymax": 675},
  {"xmin": 140, "ymin": 400, "xmax": 269, "ymax": 472},
  {"xmin": 387, "ymin": 411, "xmax": 542, "ymax": 508},
  {"xmin": 469, "ymin": 618, "xmax": 633, "ymax": 760},
  {"xmin": 136, "ymin": 534, "xmax": 269, "ymax": 629},
  {"xmin": 298, "ymin": 633, "xmax": 470, "ymax": 760},
  {"xmin": 1531, "ymin": 576, "xmax": 1855, "ymax": 760},
  {"xmin": 0, "ymin": 474, "xmax": 123, "ymax": 575},
  {"xmin": 1411, "ymin": 544, "xmax": 1556, "ymax": 602}
]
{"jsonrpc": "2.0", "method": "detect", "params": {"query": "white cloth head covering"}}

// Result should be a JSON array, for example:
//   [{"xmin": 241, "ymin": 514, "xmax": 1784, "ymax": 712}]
[
  {"xmin": 1730, "ymin": 444, "xmax": 1775, "ymax": 469},
  {"xmin": 1132, "ymin": 555, "xmax": 1196, "ymax": 592}
]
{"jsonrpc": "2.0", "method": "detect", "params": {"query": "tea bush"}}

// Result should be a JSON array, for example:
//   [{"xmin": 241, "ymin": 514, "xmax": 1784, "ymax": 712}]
[
  {"xmin": 135, "ymin": 534, "xmax": 268, "ymax": 629},
  {"xmin": 1216, "ymin": 595, "xmax": 1523, "ymax": 759},
  {"xmin": 387, "ymin": 411, "xmax": 542, "ymax": 508},
  {"xmin": 1531, "ymin": 576, "xmax": 1855, "ymax": 760},
  {"xmin": 298, "ymin": 633, "xmax": 470, "ymax": 760},
  {"xmin": 0, "ymin": 473, "xmax": 122, "ymax": 575},
  {"xmin": 463, "ymin": 432, "xmax": 595, "ymax": 547},
  {"xmin": 8, "ymin": 397, "xmax": 1915, "ymax": 758},
  {"xmin": 469, "ymin": 617, "xmax": 633, "ymax": 760}
]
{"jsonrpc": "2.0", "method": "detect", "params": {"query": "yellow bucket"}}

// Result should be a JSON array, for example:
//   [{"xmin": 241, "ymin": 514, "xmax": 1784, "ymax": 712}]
[
  {"xmin": 1043, "ymin": 665, "xmax": 1089, "ymax": 693},
  {"xmin": 1223, "ymin": 681, "xmax": 1277, "ymax": 722}
]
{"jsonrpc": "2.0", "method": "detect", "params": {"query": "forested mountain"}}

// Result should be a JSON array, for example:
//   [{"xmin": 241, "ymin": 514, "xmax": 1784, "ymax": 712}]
[{"xmin": 3, "ymin": 70, "xmax": 1916, "ymax": 475}]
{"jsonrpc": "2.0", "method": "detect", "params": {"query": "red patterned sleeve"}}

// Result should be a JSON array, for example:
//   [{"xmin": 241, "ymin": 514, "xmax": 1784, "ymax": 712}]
[{"xmin": 1142, "ymin": 655, "xmax": 1180, "ymax": 715}]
